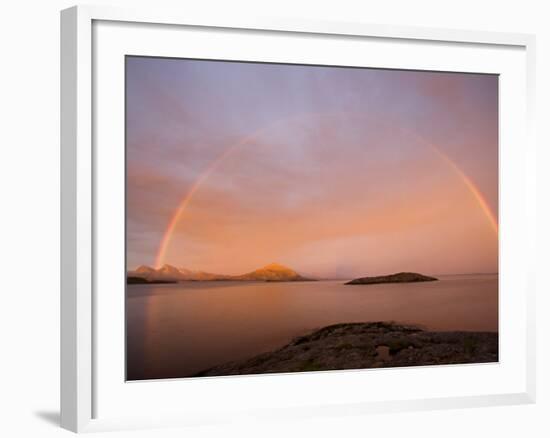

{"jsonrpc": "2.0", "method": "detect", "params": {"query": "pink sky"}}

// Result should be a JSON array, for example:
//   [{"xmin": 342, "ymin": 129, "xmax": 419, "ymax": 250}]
[{"xmin": 126, "ymin": 57, "xmax": 498, "ymax": 277}]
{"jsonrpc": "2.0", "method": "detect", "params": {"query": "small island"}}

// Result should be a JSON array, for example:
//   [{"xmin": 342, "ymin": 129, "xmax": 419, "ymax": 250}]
[{"xmin": 345, "ymin": 272, "xmax": 438, "ymax": 285}]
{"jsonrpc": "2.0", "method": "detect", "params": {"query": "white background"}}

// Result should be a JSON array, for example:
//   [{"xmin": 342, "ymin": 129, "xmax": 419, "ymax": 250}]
[
  {"xmin": 93, "ymin": 19, "xmax": 528, "ymax": 422},
  {"xmin": 0, "ymin": 0, "xmax": 547, "ymax": 437}
]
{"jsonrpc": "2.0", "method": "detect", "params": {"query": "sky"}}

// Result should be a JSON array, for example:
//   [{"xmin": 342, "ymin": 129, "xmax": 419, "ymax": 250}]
[{"xmin": 126, "ymin": 56, "xmax": 498, "ymax": 277}]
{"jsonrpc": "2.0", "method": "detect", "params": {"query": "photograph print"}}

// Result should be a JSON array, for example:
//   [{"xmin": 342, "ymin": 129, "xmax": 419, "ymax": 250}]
[{"xmin": 125, "ymin": 56, "xmax": 498, "ymax": 380}]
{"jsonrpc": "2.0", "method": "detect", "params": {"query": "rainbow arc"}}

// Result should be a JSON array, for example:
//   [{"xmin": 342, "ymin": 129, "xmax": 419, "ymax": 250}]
[{"xmin": 154, "ymin": 112, "xmax": 498, "ymax": 268}]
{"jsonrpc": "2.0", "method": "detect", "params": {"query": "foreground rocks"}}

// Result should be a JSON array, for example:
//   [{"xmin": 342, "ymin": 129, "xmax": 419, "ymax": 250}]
[
  {"xmin": 194, "ymin": 322, "xmax": 498, "ymax": 377},
  {"xmin": 345, "ymin": 272, "xmax": 438, "ymax": 285}
]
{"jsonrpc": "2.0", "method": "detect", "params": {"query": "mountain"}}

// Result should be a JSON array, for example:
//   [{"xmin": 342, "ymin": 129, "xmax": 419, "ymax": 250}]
[
  {"xmin": 127, "ymin": 263, "xmax": 315, "ymax": 283},
  {"xmin": 235, "ymin": 263, "xmax": 314, "ymax": 282},
  {"xmin": 345, "ymin": 272, "xmax": 438, "ymax": 285},
  {"xmin": 156, "ymin": 264, "xmax": 183, "ymax": 280},
  {"xmin": 128, "ymin": 264, "xmax": 231, "ymax": 282},
  {"xmin": 135, "ymin": 265, "xmax": 156, "ymax": 275}
]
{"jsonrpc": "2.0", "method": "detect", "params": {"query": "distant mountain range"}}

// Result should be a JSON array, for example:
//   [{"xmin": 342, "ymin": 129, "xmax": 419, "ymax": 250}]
[{"xmin": 127, "ymin": 263, "xmax": 315, "ymax": 283}]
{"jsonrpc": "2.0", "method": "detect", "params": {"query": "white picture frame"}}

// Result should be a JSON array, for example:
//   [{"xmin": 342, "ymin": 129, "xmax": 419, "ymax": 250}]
[{"xmin": 60, "ymin": 4, "xmax": 536, "ymax": 433}]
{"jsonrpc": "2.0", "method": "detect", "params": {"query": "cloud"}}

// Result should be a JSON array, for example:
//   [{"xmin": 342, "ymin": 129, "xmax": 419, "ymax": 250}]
[{"xmin": 125, "ymin": 58, "xmax": 498, "ymax": 275}]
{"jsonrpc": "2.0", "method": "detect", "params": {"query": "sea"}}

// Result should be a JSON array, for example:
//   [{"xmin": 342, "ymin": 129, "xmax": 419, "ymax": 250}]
[{"xmin": 126, "ymin": 274, "xmax": 498, "ymax": 380}]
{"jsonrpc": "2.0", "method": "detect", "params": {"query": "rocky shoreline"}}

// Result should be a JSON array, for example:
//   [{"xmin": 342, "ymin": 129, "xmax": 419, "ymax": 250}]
[{"xmin": 194, "ymin": 322, "xmax": 498, "ymax": 377}]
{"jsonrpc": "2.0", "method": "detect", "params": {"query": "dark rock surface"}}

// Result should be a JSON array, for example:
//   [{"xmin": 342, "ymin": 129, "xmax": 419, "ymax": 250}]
[
  {"xmin": 194, "ymin": 322, "xmax": 498, "ymax": 377},
  {"xmin": 345, "ymin": 272, "xmax": 438, "ymax": 285},
  {"xmin": 127, "ymin": 276, "xmax": 176, "ymax": 284}
]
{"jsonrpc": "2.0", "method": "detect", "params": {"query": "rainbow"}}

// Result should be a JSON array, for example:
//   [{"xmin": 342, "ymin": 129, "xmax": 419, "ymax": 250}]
[
  {"xmin": 154, "ymin": 112, "xmax": 498, "ymax": 268},
  {"xmin": 154, "ymin": 113, "xmax": 314, "ymax": 268},
  {"xmin": 402, "ymin": 126, "xmax": 499, "ymax": 237},
  {"xmin": 429, "ymin": 146, "xmax": 499, "ymax": 236},
  {"xmin": 154, "ymin": 146, "xmax": 236, "ymax": 269}
]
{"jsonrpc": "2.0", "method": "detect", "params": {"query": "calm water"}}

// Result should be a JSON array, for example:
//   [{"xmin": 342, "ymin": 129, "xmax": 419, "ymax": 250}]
[{"xmin": 126, "ymin": 275, "xmax": 498, "ymax": 380}]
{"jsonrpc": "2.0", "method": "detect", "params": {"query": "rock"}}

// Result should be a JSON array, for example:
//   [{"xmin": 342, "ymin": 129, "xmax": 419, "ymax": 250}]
[
  {"xmin": 193, "ymin": 322, "xmax": 498, "ymax": 377},
  {"xmin": 127, "ymin": 276, "xmax": 176, "ymax": 284},
  {"xmin": 375, "ymin": 345, "xmax": 391, "ymax": 361},
  {"xmin": 345, "ymin": 272, "xmax": 438, "ymax": 285}
]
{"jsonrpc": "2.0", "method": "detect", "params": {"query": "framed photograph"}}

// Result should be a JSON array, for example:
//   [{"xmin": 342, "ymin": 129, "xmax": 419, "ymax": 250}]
[{"xmin": 61, "ymin": 5, "xmax": 536, "ymax": 433}]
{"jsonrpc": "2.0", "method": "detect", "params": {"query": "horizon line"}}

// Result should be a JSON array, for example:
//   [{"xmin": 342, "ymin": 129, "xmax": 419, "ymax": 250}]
[{"xmin": 128, "ymin": 263, "xmax": 498, "ymax": 278}]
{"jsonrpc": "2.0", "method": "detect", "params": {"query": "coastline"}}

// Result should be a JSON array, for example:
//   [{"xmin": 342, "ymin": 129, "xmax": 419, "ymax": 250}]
[
  {"xmin": 125, "ymin": 276, "xmax": 498, "ymax": 380},
  {"xmin": 193, "ymin": 322, "xmax": 498, "ymax": 377}
]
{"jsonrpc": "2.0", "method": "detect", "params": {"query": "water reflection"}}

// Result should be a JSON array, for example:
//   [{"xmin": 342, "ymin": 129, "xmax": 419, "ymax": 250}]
[{"xmin": 126, "ymin": 275, "xmax": 498, "ymax": 380}]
